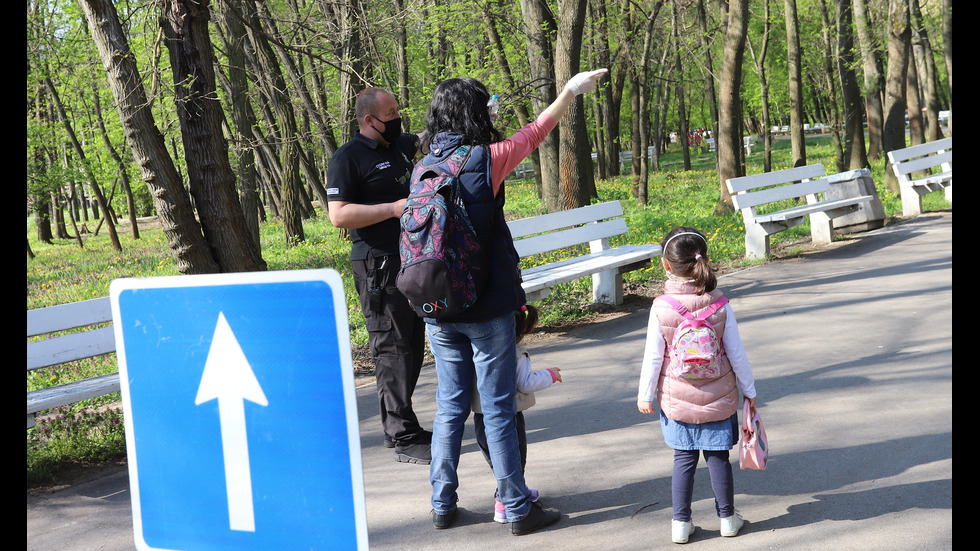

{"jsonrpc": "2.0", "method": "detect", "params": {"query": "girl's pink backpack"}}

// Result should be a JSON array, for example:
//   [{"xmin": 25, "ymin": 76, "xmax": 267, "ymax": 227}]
[{"xmin": 659, "ymin": 296, "xmax": 729, "ymax": 380}]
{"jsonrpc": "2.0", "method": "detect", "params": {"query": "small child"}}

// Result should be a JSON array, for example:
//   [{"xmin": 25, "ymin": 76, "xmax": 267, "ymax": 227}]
[
  {"xmin": 637, "ymin": 227, "xmax": 758, "ymax": 544},
  {"xmin": 472, "ymin": 304, "xmax": 561, "ymax": 523}
]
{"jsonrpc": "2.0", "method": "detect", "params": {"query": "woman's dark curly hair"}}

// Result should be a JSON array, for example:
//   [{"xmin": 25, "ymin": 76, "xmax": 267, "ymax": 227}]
[{"xmin": 421, "ymin": 77, "xmax": 502, "ymax": 151}]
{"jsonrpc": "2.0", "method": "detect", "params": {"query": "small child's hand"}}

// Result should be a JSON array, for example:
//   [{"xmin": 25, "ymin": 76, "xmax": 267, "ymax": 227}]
[
  {"xmin": 637, "ymin": 400, "xmax": 656, "ymax": 414},
  {"xmin": 547, "ymin": 368, "xmax": 562, "ymax": 383}
]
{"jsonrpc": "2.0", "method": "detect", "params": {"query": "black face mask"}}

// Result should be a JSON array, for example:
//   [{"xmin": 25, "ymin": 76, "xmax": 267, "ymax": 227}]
[{"xmin": 373, "ymin": 116, "xmax": 402, "ymax": 145}]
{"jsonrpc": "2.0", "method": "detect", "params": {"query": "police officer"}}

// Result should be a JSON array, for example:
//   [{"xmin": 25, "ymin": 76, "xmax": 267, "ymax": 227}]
[{"xmin": 327, "ymin": 88, "xmax": 430, "ymax": 464}]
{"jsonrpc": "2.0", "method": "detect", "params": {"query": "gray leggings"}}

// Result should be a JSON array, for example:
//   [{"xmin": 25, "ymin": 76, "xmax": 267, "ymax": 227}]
[{"xmin": 672, "ymin": 449, "xmax": 734, "ymax": 521}]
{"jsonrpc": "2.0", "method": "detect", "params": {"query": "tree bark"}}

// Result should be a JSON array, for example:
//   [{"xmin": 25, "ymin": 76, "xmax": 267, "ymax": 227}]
[
  {"xmin": 78, "ymin": 0, "xmax": 219, "ymax": 274},
  {"xmin": 747, "ymin": 0, "xmax": 772, "ymax": 173},
  {"xmin": 91, "ymin": 73, "xmax": 140, "ymax": 240},
  {"xmin": 215, "ymin": 0, "xmax": 260, "ymax": 249},
  {"xmin": 671, "ymin": 1, "xmax": 691, "ymax": 172},
  {"xmin": 818, "ymin": 0, "xmax": 844, "ymax": 172},
  {"xmin": 239, "ymin": 0, "xmax": 306, "ymax": 243},
  {"xmin": 784, "ymin": 0, "xmax": 806, "ymax": 167},
  {"xmin": 853, "ymin": 0, "xmax": 885, "ymax": 159},
  {"xmin": 160, "ymin": 0, "xmax": 267, "ymax": 270},
  {"xmin": 555, "ymin": 0, "xmax": 594, "ymax": 210},
  {"xmin": 882, "ymin": 0, "xmax": 911, "ymax": 193},
  {"xmin": 44, "ymin": 77, "xmax": 122, "ymax": 252},
  {"xmin": 519, "ymin": 0, "xmax": 560, "ymax": 211},
  {"xmin": 836, "ymin": 0, "xmax": 869, "ymax": 170},
  {"xmin": 716, "ymin": 0, "xmax": 749, "ymax": 211}
]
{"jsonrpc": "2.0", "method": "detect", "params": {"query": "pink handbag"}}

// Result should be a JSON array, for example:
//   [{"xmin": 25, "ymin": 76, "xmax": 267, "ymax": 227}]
[{"xmin": 739, "ymin": 398, "xmax": 768, "ymax": 470}]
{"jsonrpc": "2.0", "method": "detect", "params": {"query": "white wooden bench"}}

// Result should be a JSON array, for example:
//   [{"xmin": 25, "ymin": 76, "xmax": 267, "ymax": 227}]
[
  {"xmin": 507, "ymin": 201, "xmax": 662, "ymax": 305},
  {"xmin": 726, "ymin": 164, "xmax": 875, "ymax": 260},
  {"xmin": 27, "ymin": 297, "xmax": 119, "ymax": 429},
  {"xmin": 886, "ymin": 137, "xmax": 952, "ymax": 216}
]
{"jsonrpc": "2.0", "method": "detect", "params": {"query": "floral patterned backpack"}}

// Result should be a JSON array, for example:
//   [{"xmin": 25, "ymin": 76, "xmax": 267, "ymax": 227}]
[{"xmin": 659, "ymin": 295, "xmax": 729, "ymax": 379}]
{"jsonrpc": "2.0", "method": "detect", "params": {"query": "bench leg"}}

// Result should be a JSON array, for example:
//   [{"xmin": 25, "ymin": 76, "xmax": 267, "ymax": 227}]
[
  {"xmin": 592, "ymin": 269, "xmax": 623, "ymax": 306},
  {"xmin": 744, "ymin": 224, "xmax": 770, "ymax": 260},
  {"xmin": 945, "ymin": 183, "xmax": 952, "ymax": 203},
  {"xmin": 901, "ymin": 182, "xmax": 923, "ymax": 216},
  {"xmin": 809, "ymin": 211, "xmax": 834, "ymax": 245}
]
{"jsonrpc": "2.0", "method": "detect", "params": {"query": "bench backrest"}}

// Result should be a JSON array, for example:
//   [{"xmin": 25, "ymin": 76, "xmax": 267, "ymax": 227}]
[
  {"xmin": 726, "ymin": 164, "xmax": 830, "ymax": 212},
  {"xmin": 887, "ymin": 137, "xmax": 952, "ymax": 177},
  {"xmin": 27, "ymin": 297, "xmax": 115, "ymax": 371},
  {"xmin": 507, "ymin": 201, "xmax": 628, "ymax": 258}
]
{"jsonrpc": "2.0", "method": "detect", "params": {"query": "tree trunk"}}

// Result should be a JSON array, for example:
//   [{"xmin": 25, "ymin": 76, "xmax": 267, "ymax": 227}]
[
  {"xmin": 909, "ymin": 0, "xmax": 941, "ymax": 141},
  {"xmin": 716, "ymin": 0, "xmax": 749, "ymax": 211},
  {"xmin": 78, "ymin": 0, "xmax": 219, "ymax": 274},
  {"xmin": 942, "ymin": 0, "xmax": 951, "ymax": 133},
  {"xmin": 695, "ymin": 0, "xmax": 720, "ymax": 170},
  {"xmin": 91, "ymin": 73, "xmax": 140, "ymax": 240},
  {"xmin": 836, "ymin": 0, "xmax": 869, "ymax": 170},
  {"xmin": 160, "ymin": 0, "xmax": 267, "ymax": 270},
  {"xmin": 555, "ymin": 0, "xmax": 594, "ymax": 210},
  {"xmin": 44, "ymin": 77, "xmax": 122, "ymax": 252},
  {"xmin": 747, "ymin": 0, "xmax": 772, "ymax": 173},
  {"xmin": 671, "ymin": 2, "xmax": 691, "ymax": 172},
  {"xmin": 239, "ymin": 0, "xmax": 305, "ymax": 243},
  {"xmin": 818, "ymin": 0, "xmax": 845, "ymax": 172},
  {"xmin": 853, "ymin": 0, "xmax": 885, "ymax": 159},
  {"xmin": 882, "ymin": 0, "xmax": 911, "ymax": 193},
  {"xmin": 519, "ymin": 0, "xmax": 560, "ymax": 211},
  {"xmin": 784, "ymin": 0, "xmax": 806, "ymax": 167},
  {"xmin": 215, "ymin": 0, "xmax": 260, "ymax": 249}
]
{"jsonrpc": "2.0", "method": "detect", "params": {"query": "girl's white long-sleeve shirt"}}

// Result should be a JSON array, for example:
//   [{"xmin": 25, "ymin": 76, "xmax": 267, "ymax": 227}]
[
  {"xmin": 516, "ymin": 349, "xmax": 557, "ymax": 393},
  {"xmin": 637, "ymin": 304, "xmax": 756, "ymax": 403}
]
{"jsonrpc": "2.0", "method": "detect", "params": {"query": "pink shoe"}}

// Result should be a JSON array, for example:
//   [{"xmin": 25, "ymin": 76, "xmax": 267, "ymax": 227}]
[
  {"xmin": 494, "ymin": 500, "xmax": 507, "ymax": 524},
  {"xmin": 493, "ymin": 489, "xmax": 541, "ymax": 523}
]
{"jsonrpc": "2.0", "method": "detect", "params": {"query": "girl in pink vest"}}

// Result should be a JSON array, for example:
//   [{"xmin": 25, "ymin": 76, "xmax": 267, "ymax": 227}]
[{"xmin": 637, "ymin": 227, "xmax": 759, "ymax": 543}]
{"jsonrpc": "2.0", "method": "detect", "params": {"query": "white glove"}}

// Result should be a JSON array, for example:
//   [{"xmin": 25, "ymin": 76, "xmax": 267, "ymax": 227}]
[{"xmin": 563, "ymin": 68, "xmax": 609, "ymax": 96}]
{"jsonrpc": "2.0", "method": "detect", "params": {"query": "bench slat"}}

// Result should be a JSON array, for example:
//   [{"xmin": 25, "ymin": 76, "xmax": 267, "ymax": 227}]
[
  {"xmin": 521, "ymin": 244, "xmax": 661, "ymax": 294},
  {"xmin": 507, "ymin": 201, "xmax": 624, "ymax": 238},
  {"xmin": 726, "ymin": 164, "xmax": 826, "ymax": 194},
  {"xmin": 27, "ymin": 297, "xmax": 112, "ymax": 337},
  {"xmin": 753, "ymin": 196, "xmax": 871, "ymax": 225},
  {"xmin": 514, "ymin": 218, "xmax": 628, "ymax": 258},
  {"xmin": 730, "ymin": 178, "xmax": 833, "ymax": 211},
  {"xmin": 886, "ymin": 137, "xmax": 952, "ymax": 163},
  {"xmin": 889, "ymin": 150, "xmax": 952, "ymax": 177},
  {"xmin": 27, "ymin": 372, "xmax": 121, "ymax": 421},
  {"xmin": 27, "ymin": 326, "xmax": 116, "ymax": 371}
]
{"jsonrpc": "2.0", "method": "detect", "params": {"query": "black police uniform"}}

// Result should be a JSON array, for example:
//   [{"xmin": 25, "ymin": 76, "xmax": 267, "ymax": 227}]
[{"xmin": 327, "ymin": 132, "xmax": 430, "ymax": 462}]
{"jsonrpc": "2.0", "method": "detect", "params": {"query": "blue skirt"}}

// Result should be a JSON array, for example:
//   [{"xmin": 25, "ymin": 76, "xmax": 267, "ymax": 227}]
[{"xmin": 660, "ymin": 412, "xmax": 738, "ymax": 451}]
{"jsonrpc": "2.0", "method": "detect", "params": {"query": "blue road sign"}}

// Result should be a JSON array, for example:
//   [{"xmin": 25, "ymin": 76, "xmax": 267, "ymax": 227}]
[{"xmin": 110, "ymin": 269, "xmax": 367, "ymax": 551}]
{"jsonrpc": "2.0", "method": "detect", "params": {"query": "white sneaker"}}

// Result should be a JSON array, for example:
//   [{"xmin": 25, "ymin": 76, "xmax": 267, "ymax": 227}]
[
  {"xmin": 720, "ymin": 513, "xmax": 744, "ymax": 537},
  {"xmin": 671, "ymin": 520, "xmax": 695, "ymax": 543}
]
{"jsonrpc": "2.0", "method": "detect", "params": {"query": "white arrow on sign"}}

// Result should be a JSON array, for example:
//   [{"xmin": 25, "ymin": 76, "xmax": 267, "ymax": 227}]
[{"xmin": 195, "ymin": 312, "xmax": 268, "ymax": 532}]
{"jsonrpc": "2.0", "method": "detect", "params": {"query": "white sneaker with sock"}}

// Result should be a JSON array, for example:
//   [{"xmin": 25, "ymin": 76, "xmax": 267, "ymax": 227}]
[{"xmin": 720, "ymin": 513, "xmax": 744, "ymax": 537}]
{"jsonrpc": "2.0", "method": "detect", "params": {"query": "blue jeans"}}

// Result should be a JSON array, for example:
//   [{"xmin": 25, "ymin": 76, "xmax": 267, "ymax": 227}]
[{"xmin": 426, "ymin": 313, "xmax": 531, "ymax": 521}]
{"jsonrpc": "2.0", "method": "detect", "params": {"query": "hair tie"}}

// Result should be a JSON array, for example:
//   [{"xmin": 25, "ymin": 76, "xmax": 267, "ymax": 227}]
[
  {"xmin": 521, "ymin": 305, "xmax": 528, "ymax": 312},
  {"xmin": 695, "ymin": 253, "xmax": 702, "ymax": 260}
]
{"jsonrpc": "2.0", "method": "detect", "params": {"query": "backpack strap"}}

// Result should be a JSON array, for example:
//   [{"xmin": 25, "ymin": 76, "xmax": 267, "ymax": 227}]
[
  {"xmin": 658, "ymin": 296, "xmax": 692, "ymax": 320},
  {"xmin": 658, "ymin": 295, "xmax": 729, "ymax": 321},
  {"xmin": 695, "ymin": 296, "xmax": 729, "ymax": 321}
]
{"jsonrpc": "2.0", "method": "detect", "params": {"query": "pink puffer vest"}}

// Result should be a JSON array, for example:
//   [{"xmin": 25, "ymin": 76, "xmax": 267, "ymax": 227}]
[{"xmin": 654, "ymin": 279, "xmax": 738, "ymax": 424}]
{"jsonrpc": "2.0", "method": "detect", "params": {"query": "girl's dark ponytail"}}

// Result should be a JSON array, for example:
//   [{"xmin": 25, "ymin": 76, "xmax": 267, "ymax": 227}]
[
  {"xmin": 661, "ymin": 227, "xmax": 717, "ymax": 295},
  {"xmin": 515, "ymin": 304, "xmax": 539, "ymax": 344}
]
